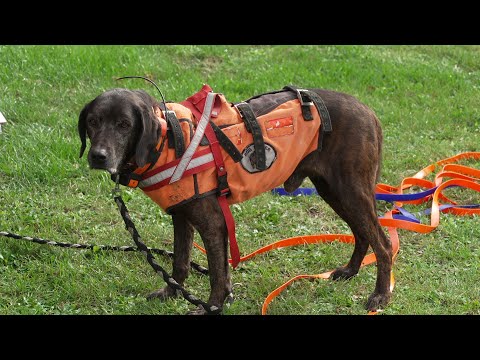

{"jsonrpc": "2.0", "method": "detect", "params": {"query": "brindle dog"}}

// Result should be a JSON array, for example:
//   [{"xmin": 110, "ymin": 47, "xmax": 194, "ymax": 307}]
[{"xmin": 78, "ymin": 87, "xmax": 392, "ymax": 314}]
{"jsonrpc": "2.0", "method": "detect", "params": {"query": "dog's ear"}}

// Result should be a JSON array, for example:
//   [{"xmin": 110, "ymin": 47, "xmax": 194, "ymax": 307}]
[
  {"xmin": 135, "ymin": 102, "xmax": 161, "ymax": 168},
  {"xmin": 78, "ymin": 101, "xmax": 91, "ymax": 158}
]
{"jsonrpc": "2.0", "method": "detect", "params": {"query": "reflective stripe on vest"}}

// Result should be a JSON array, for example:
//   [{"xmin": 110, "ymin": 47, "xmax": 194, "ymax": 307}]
[
  {"xmin": 139, "ymin": 148, "xmax": 215, "ymax": 191},
  {"xmin": 169, "ymin": 92, "xmax": 217, "ymax": 184}
]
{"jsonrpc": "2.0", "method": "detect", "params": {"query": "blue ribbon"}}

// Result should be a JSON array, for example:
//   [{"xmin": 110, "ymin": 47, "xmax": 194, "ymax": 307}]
[
  {"xmin": 272, "ymin": 188, "xmax": 318, "ymax": 196},
  {"xmin": 375, "ymin": 186, "xmax": 438, "ymax": 202}
]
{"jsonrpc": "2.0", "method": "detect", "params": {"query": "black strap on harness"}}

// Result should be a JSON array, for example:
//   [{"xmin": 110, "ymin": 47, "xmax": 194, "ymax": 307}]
[
  {"xmin": 165, "ymin": 111, "xmax": 185, "ymax": 158},
  {"xmin": 283, "ymin": 85, "xmax": 332, "ymax": 131},
  {"xmin": 284, "ymin": 85, "xmax": 315, "ymax": 121},
  {"xmin": 303, "ymin": 91, "xmax": 332, "ymax": 132},
  {"xmin": 158, "ymin": 102, "xmax": 185, "ymax": 159},
  {"xmin": 283, "ymin": 85, "xmax": 333, "ymax": 151},
  {"xmin": 235, "ymin": 102, "xmax": 267, "ymax": 171},
  {"xmin": 209, "ymin": 122, "xmax": 243, "ymax": 163}
]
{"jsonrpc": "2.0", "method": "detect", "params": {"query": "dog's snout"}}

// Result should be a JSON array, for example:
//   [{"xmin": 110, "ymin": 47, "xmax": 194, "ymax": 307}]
[
  {"xmin": 90, "ymin": 148, "xmax": 108, "ymax": 162},
  {"xmin": 88, "ymin": 146, "xmax": 119, "ymax": 174}
]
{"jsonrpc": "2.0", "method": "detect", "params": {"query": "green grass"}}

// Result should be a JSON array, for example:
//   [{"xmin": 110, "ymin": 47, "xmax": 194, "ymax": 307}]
[{"xmin": 1, "ymin": 45, "xmax": 479, "ymax": 315}]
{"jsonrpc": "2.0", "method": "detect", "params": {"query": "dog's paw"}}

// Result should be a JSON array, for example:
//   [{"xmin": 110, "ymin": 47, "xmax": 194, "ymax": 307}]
[
  {"xmin": 365, "ymin": 292, "xmax": 391, "ymax": 312},
  {"xmin": 146, "ymin": 286, "xmax": 177, "ymax": 302},
  {"xmin": 330, "ymin": 266, "xmax": 358, "ymax": 281},
  {"xmin": 187, "ymin": 306, "xmax": 208, "ymax": 315},
  {"xmin": 186, "ymin": 306, "xmax": 223, "ymax": 315}
]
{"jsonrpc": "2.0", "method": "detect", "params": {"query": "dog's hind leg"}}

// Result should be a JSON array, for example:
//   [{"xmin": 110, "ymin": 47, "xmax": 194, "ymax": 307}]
[
  {"xmin": 310, "ymin": 176, "xmax": 370, "ymax": 279},
  {"xmin": 147, "ymin": 213, "xmax": 194, "ymax": 302},
  {"xmin": 310, "ymin": 175, "xmax": 392, "ymax": 311}
]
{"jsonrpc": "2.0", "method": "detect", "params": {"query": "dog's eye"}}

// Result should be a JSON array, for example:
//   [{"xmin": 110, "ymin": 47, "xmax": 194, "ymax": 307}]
[{"xmin": 118, "ymin": 120, "xmax": 131, "ymax": 129}]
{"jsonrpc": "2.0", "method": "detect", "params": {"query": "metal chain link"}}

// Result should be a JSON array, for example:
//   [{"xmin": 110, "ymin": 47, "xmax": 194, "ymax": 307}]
[
  {"xmin": 0, "ymin": 232, "xmax": 209, "ymax": 276},
  {"xmin": 1, "ymin": 191, "xmax": 224, "ymax": 313},
  {"xmin": 113, "ymin": 195, "xmax": 222, "ymax": 314}
]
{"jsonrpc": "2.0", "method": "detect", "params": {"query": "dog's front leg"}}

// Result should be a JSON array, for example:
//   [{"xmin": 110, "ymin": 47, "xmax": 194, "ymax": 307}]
[
  {"xmin": 187, "ymin": 202, "xmax": 232, "ymax": 315},
  {"xmin": 188, "ymin": 231, "xmax": 231, "ymax": 315},
  {"xmin": 147, "ymin": 213, "xmax": 194, "ymax": 301}
]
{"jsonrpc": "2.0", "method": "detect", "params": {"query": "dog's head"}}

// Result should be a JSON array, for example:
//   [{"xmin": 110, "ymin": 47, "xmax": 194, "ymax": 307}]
[{"xmin": 78, "ymin": 88, "xmax": 163, "ymax": 175}]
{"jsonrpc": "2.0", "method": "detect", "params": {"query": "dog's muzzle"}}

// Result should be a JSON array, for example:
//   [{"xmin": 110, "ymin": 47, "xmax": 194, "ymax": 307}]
[{"xmin": 88, "ymin": 148, "xmax": 120, "ymax": 175}]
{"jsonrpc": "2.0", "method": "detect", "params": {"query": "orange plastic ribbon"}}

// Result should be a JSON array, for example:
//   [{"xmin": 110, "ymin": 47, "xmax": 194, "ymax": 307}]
[{"xmin": 193, "ymin": 152, "xmax": 480, "ymax": 314}]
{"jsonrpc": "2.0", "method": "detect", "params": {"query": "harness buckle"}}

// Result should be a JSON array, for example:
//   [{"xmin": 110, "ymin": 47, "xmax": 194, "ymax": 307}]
[
  {"xmin": 297, "ymin": 89, "xmax": 314, "ymax": 107},
  {"xmin": 217, "ymin": 174, "xmax": 230, "ymax": 197},
  {"xmin": 162, "ymin": 110, "xmax": 177, "ymax": 119}
]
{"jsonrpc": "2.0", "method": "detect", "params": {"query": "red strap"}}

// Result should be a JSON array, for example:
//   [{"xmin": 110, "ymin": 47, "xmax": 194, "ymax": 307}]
[
  {"xmin": 217, "ymin": 195, "xmax": 240, "ymax": 268},
  {"xmin": 180, "ymin": 84, "xmax": 222, "ymax": 121},
  {"xmin": 169, "ymin": 92, "xmax": 217, "ymax": 184},
  {"xmin": 203, "ymin": 121, "xmax": 241, "ymax": 268}
]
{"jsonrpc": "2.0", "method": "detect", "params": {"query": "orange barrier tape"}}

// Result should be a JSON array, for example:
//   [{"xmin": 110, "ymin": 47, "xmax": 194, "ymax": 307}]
[{"xmin": 193, "ymin": 152, "xmax": 480, "ymax": 314}]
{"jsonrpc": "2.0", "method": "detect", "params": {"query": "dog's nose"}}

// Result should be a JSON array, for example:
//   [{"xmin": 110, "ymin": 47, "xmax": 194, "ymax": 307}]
[{"xmin": 90, "ymin": 148, "xmax": 108, "ymax": 163}]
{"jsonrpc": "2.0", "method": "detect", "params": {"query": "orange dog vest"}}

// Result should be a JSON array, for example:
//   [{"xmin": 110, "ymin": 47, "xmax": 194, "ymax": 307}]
[
  {"xmin": 120, "ymin": 85, "xmax": 331, "ymax": 267},
  {"xmin": 129, "ymin": 86, "xmax": 323, "ymax": 213}
]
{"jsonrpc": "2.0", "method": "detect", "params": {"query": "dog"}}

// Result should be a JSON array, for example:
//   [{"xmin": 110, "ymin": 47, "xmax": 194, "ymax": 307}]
[{"xmin": 78, "ymin": 86, "xmax": 392, "ymax": 314}]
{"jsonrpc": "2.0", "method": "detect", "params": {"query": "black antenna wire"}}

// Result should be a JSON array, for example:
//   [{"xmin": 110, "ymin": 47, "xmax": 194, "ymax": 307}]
[{"xmin": 116, "ymin": 76, "xmax": 167, "ymax": 109}]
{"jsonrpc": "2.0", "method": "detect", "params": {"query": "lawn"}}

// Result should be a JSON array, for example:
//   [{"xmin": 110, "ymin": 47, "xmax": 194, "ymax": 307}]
[{"xmin": 0, "ymin": 45, "xmax": 479, "ymax": 315}]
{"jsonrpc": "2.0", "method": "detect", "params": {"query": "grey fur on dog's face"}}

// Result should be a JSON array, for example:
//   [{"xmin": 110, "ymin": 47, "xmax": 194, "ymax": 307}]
[{"xmin": 78, "ymin": 88, "xmax": 161, "ymax": 174}]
